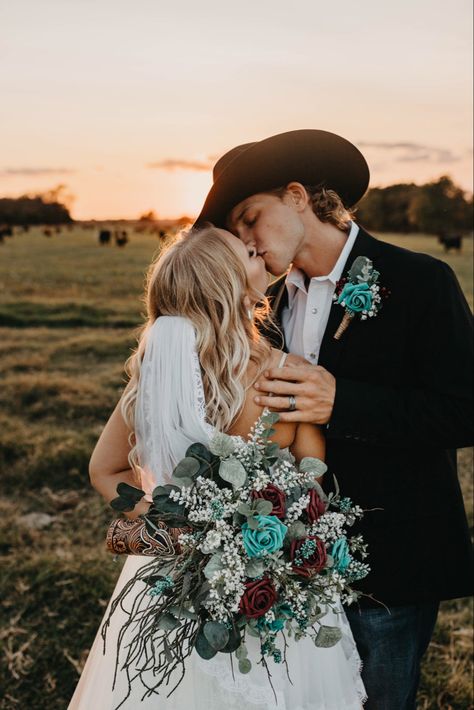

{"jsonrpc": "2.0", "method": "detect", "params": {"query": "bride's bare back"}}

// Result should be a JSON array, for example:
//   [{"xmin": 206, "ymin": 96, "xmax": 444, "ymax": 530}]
[{"xmin": 227, "ymin": 348, "xmax": 325, "ymax": 465}]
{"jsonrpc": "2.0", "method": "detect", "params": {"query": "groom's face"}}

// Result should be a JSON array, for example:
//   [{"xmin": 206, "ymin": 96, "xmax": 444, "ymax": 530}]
[{"xmin": 226, "ymin": 191, "xmax": 305, "ymax": 276}]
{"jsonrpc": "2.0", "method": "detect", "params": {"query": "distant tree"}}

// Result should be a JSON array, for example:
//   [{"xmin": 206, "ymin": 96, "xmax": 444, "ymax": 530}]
[
  {"xmin": 139, "ymin": 210, "xmax": 158, "ymax": 222},
  {"xmin": 357, "ymin": 183, "xmax": 420, "ymax": 232},
  {"xmin": 407, "ymin": 176, "xmax": 472, "ymax": 236}
]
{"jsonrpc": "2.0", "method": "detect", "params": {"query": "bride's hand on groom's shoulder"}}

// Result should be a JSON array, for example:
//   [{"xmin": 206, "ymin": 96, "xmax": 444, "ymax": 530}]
[{"xmin": 254, "ymin": 363, "xmax": 336, "ymax": 425}]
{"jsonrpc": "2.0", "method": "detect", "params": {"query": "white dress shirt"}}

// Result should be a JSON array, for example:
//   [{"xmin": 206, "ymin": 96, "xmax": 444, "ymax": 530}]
[{"xmin": 281, "ymin": 221, "xmax": 359, "ymax": 363}]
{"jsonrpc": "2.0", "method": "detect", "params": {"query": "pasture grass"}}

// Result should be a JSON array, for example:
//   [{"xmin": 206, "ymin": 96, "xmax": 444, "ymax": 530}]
[{"xmin": 0, "ymin": 225, "xmax": 472, "ymax": 709}]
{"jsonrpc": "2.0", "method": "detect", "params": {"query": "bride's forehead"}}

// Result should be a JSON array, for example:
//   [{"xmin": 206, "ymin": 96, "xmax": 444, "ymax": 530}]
[{"xmin": 215, "ymin": 228, "xmax": 247, "ymax": 256}]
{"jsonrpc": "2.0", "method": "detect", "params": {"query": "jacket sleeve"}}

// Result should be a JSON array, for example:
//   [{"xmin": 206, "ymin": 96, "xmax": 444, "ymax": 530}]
[{"xmin": 326, "ymin": 260, "xmax": 473, "ymax": 448}]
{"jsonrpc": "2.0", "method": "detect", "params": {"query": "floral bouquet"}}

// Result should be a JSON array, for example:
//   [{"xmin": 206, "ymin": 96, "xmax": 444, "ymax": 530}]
[{"xmin": 103, "ymin": 411, "xmax": 369, "ymax": 699}]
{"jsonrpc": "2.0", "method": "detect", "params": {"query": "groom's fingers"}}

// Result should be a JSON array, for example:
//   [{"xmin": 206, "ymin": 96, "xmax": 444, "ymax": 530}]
[
  {"xmin": 254, "ymin": 378, "xmax": 306, "ymax": 396},
  {"xmin": 254, "ymin": 394, "xmax": 308, "ymax": 410},
  {"xmin": 262, "ymin": 365, "xmax": 318, "ymax": 382}
]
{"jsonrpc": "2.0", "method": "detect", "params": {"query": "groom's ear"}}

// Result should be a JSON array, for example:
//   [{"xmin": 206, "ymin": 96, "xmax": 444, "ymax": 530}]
[{"xmin": 284, "ymin": 182, "xmax": 309, "ymax": 212}]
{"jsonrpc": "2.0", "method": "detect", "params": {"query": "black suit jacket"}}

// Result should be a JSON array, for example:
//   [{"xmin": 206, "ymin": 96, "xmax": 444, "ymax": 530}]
[{"xmin": 264, "ymin": 226, "xmax": 473, "ymax": 606}]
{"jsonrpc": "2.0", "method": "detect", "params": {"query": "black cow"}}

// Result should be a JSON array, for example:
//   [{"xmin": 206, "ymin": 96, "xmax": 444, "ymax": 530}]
[
  {"xmin": 98, "ymin": 229, "xmax": 111, "ymax": 245},
  {"xmin": 115, "ymin": 230, "xmax": 128, "ymax": 247},
  {"xmin": 438, "ymin": 233, "xmax": 463, "ymax": 253}
]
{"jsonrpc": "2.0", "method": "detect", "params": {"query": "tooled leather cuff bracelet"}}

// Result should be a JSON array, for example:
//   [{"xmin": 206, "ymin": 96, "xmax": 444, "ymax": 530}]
[{"xmin": 106, "ymin": 517, "xmax": 188, "ymax": 556}]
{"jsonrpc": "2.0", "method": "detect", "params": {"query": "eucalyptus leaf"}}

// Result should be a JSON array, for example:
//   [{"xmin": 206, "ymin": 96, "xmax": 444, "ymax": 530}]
[
  {"xmin": 245, "ymin": 558, "xmax": 265, "ymax": 578},
  {"xmin": 195, "ymin": 629, "xmax": 217, "ymax": 660},
  {"xmin": 265, "ymin": 442, "xmax": 280, "ymax": 457},
  {"xmin": 157, "ymin": 613, "xmax": 181, "ymax": 631},
  {"xmin": 219, "ymin": 458, "xmax": 247, "ymax": 489},
  {"xmin": 246, "ymin": 516, "xmax": 260, "ymax": 531},
  {"xmin": 246, "ymin": 625, "xmax": 260, "ymax": 638},
  {"xmin": 314, "ymin": 625, "xmax": 343, "ymax": 648},
  {"xmin": 203, "ymin": 621, "xmax": 229, "ymax": 651},
  {"xmin": 287, "ymin": 521, "xmax": 306, "ymax": 540},
  {"xmin": 116, "ymin": 482, "xmax": 145, "ymax": 501},
  {"xmin": 110, "ymin": 497, "xmax": 135, "ymax": 512},
  {"xmin": 221, "ymin": 625, "xmax": 242, "ymax": 653},
  {"xmin": 254, "ymin": 499, "xmax": 273, "ymax": 516},
  {"xmin": 171, "ymin": 474, "xmax": 194, "ymax": 488},
  {"xmin": 203, "ymin": 553, "xmax": 224, "ymax": 580},
  {"xmin": 238, "ymin": 658, "xmax": 252, "ymax": 674},
  {"xmin": 172, "ymin": 457, "xmax": 201, "ymax": 478},
  {"xmin": 261, "ymin": 411, "xmax": 280, "ymax": 425},
  {"xmin": 235, "ymin": 644, "xmax": 248, "ymax": 660},
  {"xmin": 299, "ymin": 457, "xmax": 328, "ymax": 477},
  {"xmin": 209, "ymin": 432, "xmax": 237, "ymax": 458},
  {"xmin": 237, "ymin": 503, "xmax": 252, "ymax": 516},
  {"xmin": 186, "ymin": 443, "xmax": 213, "ymax": 462},
  {"xmin": 168, "ymin": 604, "xmax": 198, "ymax": 620}
]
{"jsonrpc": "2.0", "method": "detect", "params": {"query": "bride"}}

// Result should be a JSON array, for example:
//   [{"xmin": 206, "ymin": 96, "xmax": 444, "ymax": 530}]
[{"xmin": 68, "ymin": 225, "xmax": 366, "ymax": 709}]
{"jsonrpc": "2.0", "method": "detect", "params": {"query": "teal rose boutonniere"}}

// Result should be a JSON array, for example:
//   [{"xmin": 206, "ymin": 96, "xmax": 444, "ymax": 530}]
[
  {"xmin": 331, "ymin": 538, "xmax": 352, "ymax": 573},
  {"xmin": 242, "ymin": 515, "xmax": 288, "ymax": 558},
  {"xmin": 338, "ymin": 282, "xmax": 373, "ymax": 313},
  {"xmin": 333, "ymin": 256, "xmax": 390, "ymax": 340}
]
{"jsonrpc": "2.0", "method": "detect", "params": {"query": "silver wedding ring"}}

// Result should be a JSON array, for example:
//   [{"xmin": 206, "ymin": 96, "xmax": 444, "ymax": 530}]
[{"xmin": 288, "ymin": 395, "xmax": 297, "ymax": 411}]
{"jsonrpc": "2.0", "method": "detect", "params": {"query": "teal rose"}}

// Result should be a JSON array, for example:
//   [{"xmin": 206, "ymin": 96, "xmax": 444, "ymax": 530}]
[
  {"xmin": 242, "ymin": 515, "xmax": 288, "ymax": 558},
  {"xmin": 331, "ymin": 538, "xmax": 352, "ymax": 573},
  {"xmin": 338, "ymin": 282, "xmax": 373, "ymax": 313}
]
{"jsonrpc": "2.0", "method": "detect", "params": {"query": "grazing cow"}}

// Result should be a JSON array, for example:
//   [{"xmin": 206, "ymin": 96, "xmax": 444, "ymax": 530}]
[
  {"xmin": 98, "ymin": 229, "xmax": 111, "ymax": 245},
  {"xmin": 115, "ymin": 230, "xmax": 128, "ymax": 247},
  {"xmin": 438, "ymin": 233, "xmax": 463, "ymax": 253},
  {"xmin": 43, "ymin": 228, "xmax": 52, "ymax": 237},
  {"xmin": 0, "ymin": 226, "xmax": 13, "ymax": 241}
]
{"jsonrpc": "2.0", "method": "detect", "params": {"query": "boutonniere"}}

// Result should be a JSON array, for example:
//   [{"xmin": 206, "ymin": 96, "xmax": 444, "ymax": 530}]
[{"xmin": 333, "ymin": 256, "xmax": 390, "ymax": 340}]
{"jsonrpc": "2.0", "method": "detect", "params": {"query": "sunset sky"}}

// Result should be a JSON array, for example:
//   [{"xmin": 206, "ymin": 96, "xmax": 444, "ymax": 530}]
[{"xmin": 1, "ymin": 0, "xmax": 472, "ymax": 220}]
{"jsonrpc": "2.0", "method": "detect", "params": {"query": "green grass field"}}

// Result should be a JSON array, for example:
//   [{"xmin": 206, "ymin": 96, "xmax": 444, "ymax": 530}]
[{"xmin": 0, "ymin": 226, "xmax": 472, "ymax": 709}]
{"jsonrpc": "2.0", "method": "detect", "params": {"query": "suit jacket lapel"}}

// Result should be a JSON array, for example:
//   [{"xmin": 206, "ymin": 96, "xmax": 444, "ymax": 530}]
[{"xmin": 318, "ymin": 227, "xmax": 382, "ymax": 372}]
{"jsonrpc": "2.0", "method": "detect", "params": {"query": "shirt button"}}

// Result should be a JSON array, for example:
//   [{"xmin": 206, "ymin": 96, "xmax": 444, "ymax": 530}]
[
  {"xmin": 309, "ymin": 352, "xmax": 316, "ymax": 359},
  {"xmin": 312, "ymin": 308, "xmax": 318, "ymax": 314}
]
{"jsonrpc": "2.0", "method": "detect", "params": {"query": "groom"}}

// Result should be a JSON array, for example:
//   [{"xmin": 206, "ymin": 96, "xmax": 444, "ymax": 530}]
[{"xmin": 194, "ymin": 129, "xmax": 474, "ymax": 708}]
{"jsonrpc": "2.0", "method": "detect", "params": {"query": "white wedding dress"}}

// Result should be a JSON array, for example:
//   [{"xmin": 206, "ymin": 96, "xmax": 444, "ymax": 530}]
[{"xmin": 68, "ymin": 317, "xmax": 366, "ymax": 710}]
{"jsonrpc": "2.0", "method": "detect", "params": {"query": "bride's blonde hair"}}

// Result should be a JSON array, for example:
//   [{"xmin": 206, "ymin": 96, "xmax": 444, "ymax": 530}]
[{"xmin": 120, "ymin": 226, "xmax": 272, "ymax": 478}]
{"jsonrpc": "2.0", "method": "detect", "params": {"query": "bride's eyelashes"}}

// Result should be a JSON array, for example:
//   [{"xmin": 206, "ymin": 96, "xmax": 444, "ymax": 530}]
[{"xmin": 244, "ymin": 215, "xmax": 257, "ymax": 228}]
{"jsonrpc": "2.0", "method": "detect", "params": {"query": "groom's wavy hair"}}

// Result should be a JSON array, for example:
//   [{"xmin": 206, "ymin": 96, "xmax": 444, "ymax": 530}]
[
  {"xmin": 120, "ymin": 226, "xmax": 272, "ymax": 477},
  {"xmin": 266, "ymin": 184, "xmax": 355, "ymax": 231}
]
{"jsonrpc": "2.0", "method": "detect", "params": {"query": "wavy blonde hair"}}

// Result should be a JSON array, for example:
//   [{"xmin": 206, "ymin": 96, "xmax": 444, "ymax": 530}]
[{"xmin": 120, "ymin": 226, "xmax": 272, "ymax": 479}]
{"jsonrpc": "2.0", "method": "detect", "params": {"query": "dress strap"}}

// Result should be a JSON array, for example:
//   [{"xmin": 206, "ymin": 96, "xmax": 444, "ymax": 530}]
[{"xmin": 278, "ymin": 352, "xmax": 288, "ymax": 367}]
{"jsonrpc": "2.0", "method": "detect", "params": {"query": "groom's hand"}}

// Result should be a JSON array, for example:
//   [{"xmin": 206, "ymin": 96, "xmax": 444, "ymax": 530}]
[{"xmin": 254, "ymin": 364, "xmax": 336, "ymax": 424}]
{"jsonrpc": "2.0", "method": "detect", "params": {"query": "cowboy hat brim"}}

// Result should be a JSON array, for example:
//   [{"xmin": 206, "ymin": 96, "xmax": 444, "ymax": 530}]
[{"xmin": 193, "ymin": 129, "xmax": 370, "ymax": 228}]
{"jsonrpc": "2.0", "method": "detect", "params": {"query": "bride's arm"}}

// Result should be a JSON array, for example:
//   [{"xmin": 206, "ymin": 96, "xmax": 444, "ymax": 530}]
[
  {"xmin": 89, "ymin": 398, "xmax": 150, "ymax": 519},
  {"xmin": 290, "ymin": 422, "xmax": 326, "ymax": 482}
]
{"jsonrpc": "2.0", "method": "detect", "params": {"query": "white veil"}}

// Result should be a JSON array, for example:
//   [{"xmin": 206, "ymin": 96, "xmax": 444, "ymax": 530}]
[{"xmin": 134, "ymin": 316, "xmax": 214, "ymax": 494}]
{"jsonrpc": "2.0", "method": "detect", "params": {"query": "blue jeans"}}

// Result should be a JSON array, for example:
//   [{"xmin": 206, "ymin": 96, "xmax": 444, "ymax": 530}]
[{"xmin": 345, "ymin": 602, "xmax": 439, "ymax": 710}]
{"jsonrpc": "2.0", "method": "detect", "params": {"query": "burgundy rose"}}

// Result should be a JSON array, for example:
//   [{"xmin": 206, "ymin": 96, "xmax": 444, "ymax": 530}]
[
  {"xmin": 239, "ymin": 577, "xmax": 277, "ymax": 619},
  {"xmin": 290, "ymin": 536, "xmax": 327, "ymax": 578},
  {"xmin": 306, "ymin": 489, "xmax": 326, "ymax": 523},
  {"xmin": 252, "ymin": 484, "xmax": 286, "ymax": 520}
]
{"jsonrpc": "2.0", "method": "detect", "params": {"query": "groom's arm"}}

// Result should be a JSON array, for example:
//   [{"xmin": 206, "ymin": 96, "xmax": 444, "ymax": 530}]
[{"xmin": 256, "ymin": 261, "xmax": 473, "ymax": 449}]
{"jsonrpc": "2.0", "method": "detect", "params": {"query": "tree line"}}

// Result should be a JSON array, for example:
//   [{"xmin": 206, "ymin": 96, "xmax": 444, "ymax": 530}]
[
  {"xmin": 0, "ymin": 194, "xmax": 72, "ymax": 226},
  {"xmin": 0, "ymin": 176, "xmax": 472, "ymax": 234},
  {"xmin": 356, "ymin": 176, "xmax": 472, "ymax": 235}
]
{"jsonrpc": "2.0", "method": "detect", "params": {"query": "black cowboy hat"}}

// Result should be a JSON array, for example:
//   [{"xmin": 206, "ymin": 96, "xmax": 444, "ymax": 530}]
[{"xmin": 193, "ymin": 129, "xmax": 370, "ymax": 228}]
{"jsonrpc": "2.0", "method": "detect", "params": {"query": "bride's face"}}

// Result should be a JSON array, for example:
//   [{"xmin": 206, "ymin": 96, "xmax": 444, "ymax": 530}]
[{"xmin": 216, "ymin": 229, "xmax": 269, "ymax": 298}]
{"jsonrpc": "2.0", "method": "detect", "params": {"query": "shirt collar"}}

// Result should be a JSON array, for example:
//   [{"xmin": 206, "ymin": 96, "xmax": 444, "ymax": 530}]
[{"xmin": 285, "ymin": 221, "xmax": 360, "ymax": 307}]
